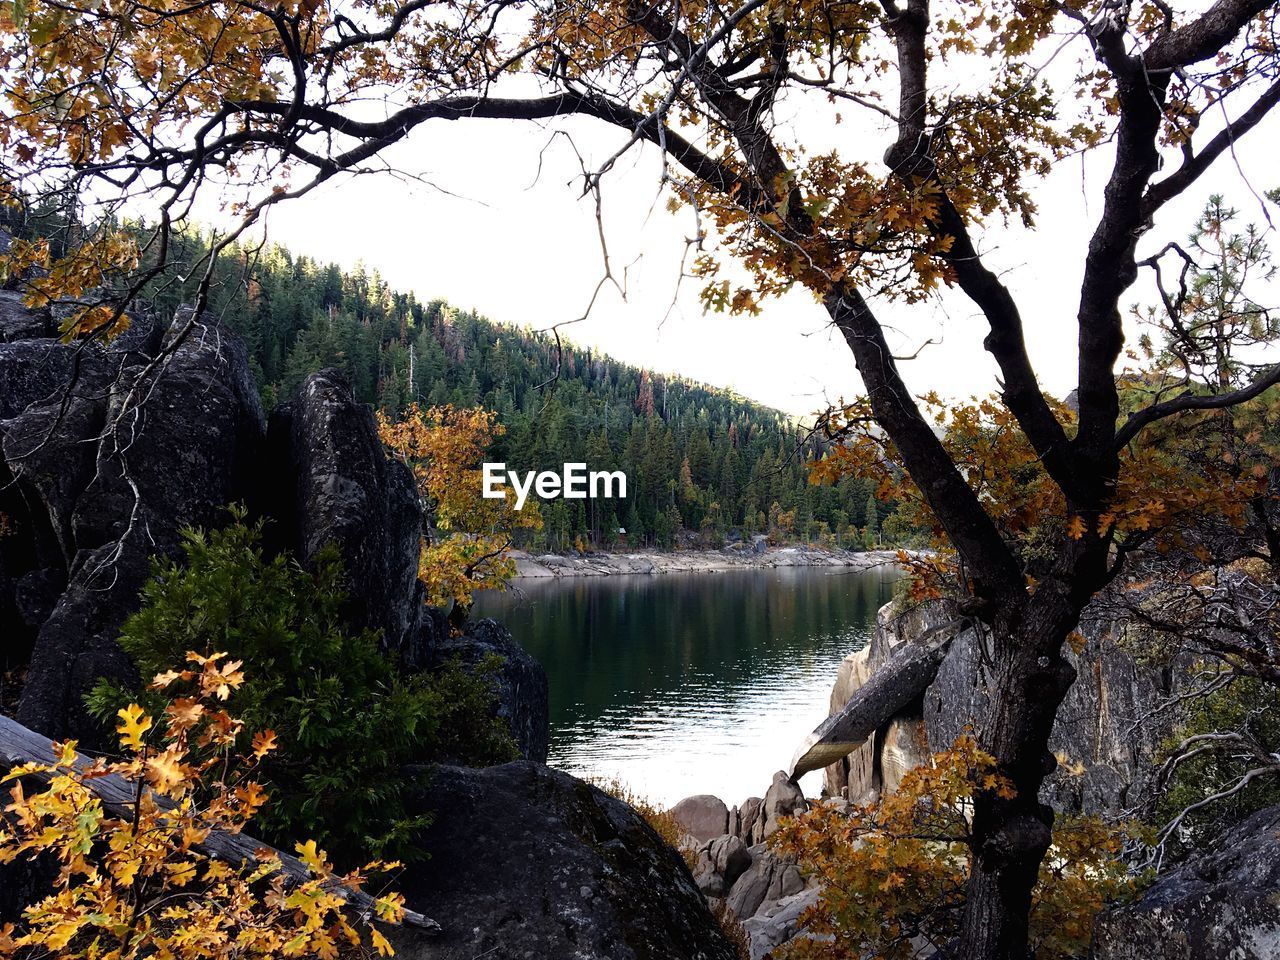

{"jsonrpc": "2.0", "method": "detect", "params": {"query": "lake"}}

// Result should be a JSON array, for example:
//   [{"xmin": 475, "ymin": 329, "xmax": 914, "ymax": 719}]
[{"xmin": 472, "ymin": 565, "xmax": 899, "ymax": 807}]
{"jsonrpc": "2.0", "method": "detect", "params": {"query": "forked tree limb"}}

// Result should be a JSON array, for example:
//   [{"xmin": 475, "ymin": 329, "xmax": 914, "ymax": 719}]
[{"xmin": 0, "ymin": 714, "xmax": 440, "ymax": 933}]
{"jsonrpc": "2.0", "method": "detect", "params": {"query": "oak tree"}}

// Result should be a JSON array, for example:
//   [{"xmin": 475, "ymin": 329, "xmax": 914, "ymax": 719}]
[
  {"xmin": 772, "ymin": 736, "xmax": 1140, "ymax": 960},
  {"xmin": 3, "ymin": 0, "xmax": 1280, "ymax": 954}
]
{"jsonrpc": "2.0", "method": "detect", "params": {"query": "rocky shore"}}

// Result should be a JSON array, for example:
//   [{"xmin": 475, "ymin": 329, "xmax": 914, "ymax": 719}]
[
  {"xmin": 6, "ymin": 291, "xmax": 1277, "ymax": 960},
  {"xmin": 668, "ymin": 594, "xmax": 1280, "ymax": 959},
  {"xmin": 510, "ymin": 545, "xmax": 908, "ymax": 578}
]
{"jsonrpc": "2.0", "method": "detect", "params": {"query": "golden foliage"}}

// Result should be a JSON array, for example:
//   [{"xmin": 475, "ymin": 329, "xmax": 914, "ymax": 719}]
[
  {"xmin": 0, "ymin": 653, "xmax": 405, "ymax": 960},
  {"xmin": 4, "ymin": 0, "xmax": 1253, "ymax": 324},
  {"xmin": 378, "ymin": 404, "xmax": 540, "ymax": 610},
  {"xmin": 770, "ymin": 736, "xmax": 1141, "ymax": 960},
  {"xmin": 0, "ymin": 230, "xmax": 139, "ymax": 341}
]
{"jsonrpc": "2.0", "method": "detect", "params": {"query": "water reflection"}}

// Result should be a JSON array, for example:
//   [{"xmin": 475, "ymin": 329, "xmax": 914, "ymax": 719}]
[{"xmin": 473, "ymin": 565, "xmax": 898, "ymax": 807}]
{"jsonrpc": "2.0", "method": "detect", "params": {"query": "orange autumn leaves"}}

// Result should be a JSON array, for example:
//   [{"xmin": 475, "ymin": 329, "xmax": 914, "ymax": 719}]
[
  {"xmin": 808, "ymin": 391, "xmax": 1268, "ymax": 600},
  {"xmin": 378, "ymin": 404, "xmax": 539, "ymax": 611},
  {"xmin": 1, "ymin": 0, "xmax": 303, "ymax": 163},
  {"xmin": 0, "ymin": 653, "xmax": 406, "ymax": 960},
  {"xmin": 771, "ymin": 735, "xmax": 1140, "ymax": 960},
  {"xmin": 0, "ymin": 230, "xmax": 140, "ymax": 341},
  {"xmin": 0, "ymin": 0, "xmax": 307, "ymax": 340}
]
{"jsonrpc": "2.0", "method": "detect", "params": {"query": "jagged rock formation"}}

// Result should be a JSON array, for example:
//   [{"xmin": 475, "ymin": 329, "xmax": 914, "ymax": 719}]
[
  {"xmin": 270, "ymin": 368, "xmax": 425, "ymax": 662},
  {"xmin": 1092, "ymin": 803, "xmax": 1280, "ymax": 959},
  {"xmin": 723, "ymin": 846, "xmax": 806, "ymax": 920},
  {"xmin": 393, "ymin": 762, "xmax": 739, "ymax": 960},
  {"xmin": 0, "ymin": 299, "xmax": 545, "ymax": 752},
  {"xmin": 691, "ymin": 835, "xmax": 752, "ymax": 898},
  {"xmin": 0, "ymin": 290, "xmax": 54, "ymax": 342},
  {"xmin": 670, "ymin": 771, "xmax": 821, "ymax": 958},
  {"xmin": 822, "ymin": 598, "xmax": 1186, "ymax": 816},
  {"xmin": 4, "ymin": 307, "xmax": 264, "ymax": 739},
  {"xmin": 740, "ymin": 888, "xmax": 821, "ymax": 960}
]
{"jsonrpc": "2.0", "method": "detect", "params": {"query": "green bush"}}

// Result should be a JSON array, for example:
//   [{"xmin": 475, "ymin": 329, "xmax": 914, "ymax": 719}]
[{"xmin": 89, "ymin": 512, "xmax": 518, "ymax": 863}]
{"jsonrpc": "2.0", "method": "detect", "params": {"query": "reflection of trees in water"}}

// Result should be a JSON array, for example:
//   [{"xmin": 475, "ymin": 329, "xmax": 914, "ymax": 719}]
[{"xmin": 474, "ymin": 568, "xmax": 899, "ymax": 731}]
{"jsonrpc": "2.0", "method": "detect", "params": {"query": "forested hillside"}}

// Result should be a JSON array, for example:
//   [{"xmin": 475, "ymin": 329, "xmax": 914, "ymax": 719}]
[{"xmin": 133, "ymin": 232, "xmax": 908, "ymax": 551}]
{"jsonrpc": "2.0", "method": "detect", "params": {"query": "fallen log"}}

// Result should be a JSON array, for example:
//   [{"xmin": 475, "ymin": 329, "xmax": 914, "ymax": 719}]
[
  {"xmin": 0, "ymin": 713, "xmax": 440, "ymax": 932},
  {"xmin": 789, "ymin": 617, "xmax": 967, "ymax": 781}
]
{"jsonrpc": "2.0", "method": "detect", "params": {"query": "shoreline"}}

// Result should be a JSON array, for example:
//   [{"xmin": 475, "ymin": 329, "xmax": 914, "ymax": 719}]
[{"xmin": 508, "ymin": 545, "xmax": 909, "ymax": 578}]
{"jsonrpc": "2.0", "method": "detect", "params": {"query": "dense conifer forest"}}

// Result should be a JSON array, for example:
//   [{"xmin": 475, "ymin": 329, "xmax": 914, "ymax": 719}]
[{"xmin": 125, "ymin": 231, "xmax": 910, "ymax": 551}]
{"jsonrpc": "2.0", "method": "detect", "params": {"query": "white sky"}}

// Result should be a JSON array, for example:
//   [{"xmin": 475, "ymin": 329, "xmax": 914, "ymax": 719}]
[{"xmin": 252, "ymin": 106, "xmax": 1279, "ymax": 418}]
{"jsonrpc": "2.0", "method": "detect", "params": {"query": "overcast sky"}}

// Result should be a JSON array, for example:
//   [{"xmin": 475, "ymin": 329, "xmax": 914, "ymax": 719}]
[{"xmin": 251, "ymin": 106, "xmax": 1279, "ymax": 418}]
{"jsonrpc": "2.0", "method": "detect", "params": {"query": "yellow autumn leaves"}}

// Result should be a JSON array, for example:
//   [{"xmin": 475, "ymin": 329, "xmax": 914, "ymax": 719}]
[
  {"xmin": 0, "ymin": 653, "xmax": 406, "ymax": 960},
  {"xmin": 379, "ymin": 404, "xmax": 540, "ymax": 611}
]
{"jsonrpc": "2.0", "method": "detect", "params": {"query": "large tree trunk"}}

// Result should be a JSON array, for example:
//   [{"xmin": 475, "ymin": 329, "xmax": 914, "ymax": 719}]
[
  {"xmin": 825, "ymin": 286, "xmax": 1087, "ymax": 958},
  {"xmin": 957, "ymin": 585, "xmax": 1083, "ymax": 960}
]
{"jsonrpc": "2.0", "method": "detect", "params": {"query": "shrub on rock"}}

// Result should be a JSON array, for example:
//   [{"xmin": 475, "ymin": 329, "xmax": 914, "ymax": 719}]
[{"xmin": 87, "ymin": 513, "xmax": 517, "ymax": 862}]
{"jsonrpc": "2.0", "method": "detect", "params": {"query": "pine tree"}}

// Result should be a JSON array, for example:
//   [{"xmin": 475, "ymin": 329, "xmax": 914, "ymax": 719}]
[
  {"xmin": 635, "ymin": 369, "xmax": 656, "ymax": 418},
  {"xmin": 864, "ymin": 491, "xmax": 879, "ymax": 548}
]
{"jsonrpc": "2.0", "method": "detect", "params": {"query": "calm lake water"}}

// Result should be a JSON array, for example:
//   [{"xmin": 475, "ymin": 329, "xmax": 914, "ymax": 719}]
[{"xmin": 472, "ymin": 565, "xmax": 899, "ymax": 807}]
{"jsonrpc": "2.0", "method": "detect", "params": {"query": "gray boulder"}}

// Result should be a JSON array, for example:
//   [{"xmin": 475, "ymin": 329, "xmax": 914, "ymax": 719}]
[
  {"xmin": 762, "ymin": 770, "xmax": 806, "ymax": 838},
  {"xmin": 100, "ymin": 302, "xmax": 163, "ymax": 358},
  {"xmin": 14, "ymin": 309, "xmax": 266, "ymax": 739},
  {"xmin": 672, "ymin": 794, "xmax": 731, "ymax": 843},
  {"xmin": 1092, "ymin": 804, "xmax": 1280, "ymax": 960},
  {"xmin": 4, "ymin": 378, "xmax": 109, "ymax": 563},
  {"xmin": 428, "ymin": 617, "xmax": 549, "ymax": 763},
  {"xmin": 725, "ymin": 846, "xmax": 805, "ymax": 920},
  {"xmin": 741, "ymin": 887, "xmax": 821, "ymax": 960},
  {"xmin": 392, "ymin": 761, "xmax": 739, "ymax": 960},
  {"xmin": 921, "ymin": 603, "xmax": 1180, "ymax": 816},
  {"xmin": 0, "ymin": 290, "xmax": 161, "ymax": 354},
  {"xmin": 822, "ymin": 597, "xmax": 1186, "ymax": 816},
  {"xmin": 693, "ymin": 835, "xmax": 752, "ymax": 897},
  {"xmin": 0, "ymin": 338, "xmax": 103, "ymax": 420},
  {"xmin": 0, "ymin": 320, "xmax": 112, "ymax": 673},
  {"xmin": 275, "ymin": 368, "xmax": 423, "ymax": 662},
  {"xmin": 711, "ymin": 835, "xmax": 752, "ymax": 887},
  {"xmin": 736, "ymin": 796, "xmax": 764, "ymax": 844},
  {"xmin": 0, "ymin": 290, "xmax": 53, "ymax": 342}
]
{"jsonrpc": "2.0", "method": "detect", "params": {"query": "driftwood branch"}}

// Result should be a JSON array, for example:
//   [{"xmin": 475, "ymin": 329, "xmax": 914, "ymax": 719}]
[
  {"xmin": 789, "ymin": 618, "xmax": 966, "ymax": 780},
  {"xmin": 0, "ymin": 714, "xmax": 440, "ymax": 933}
]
